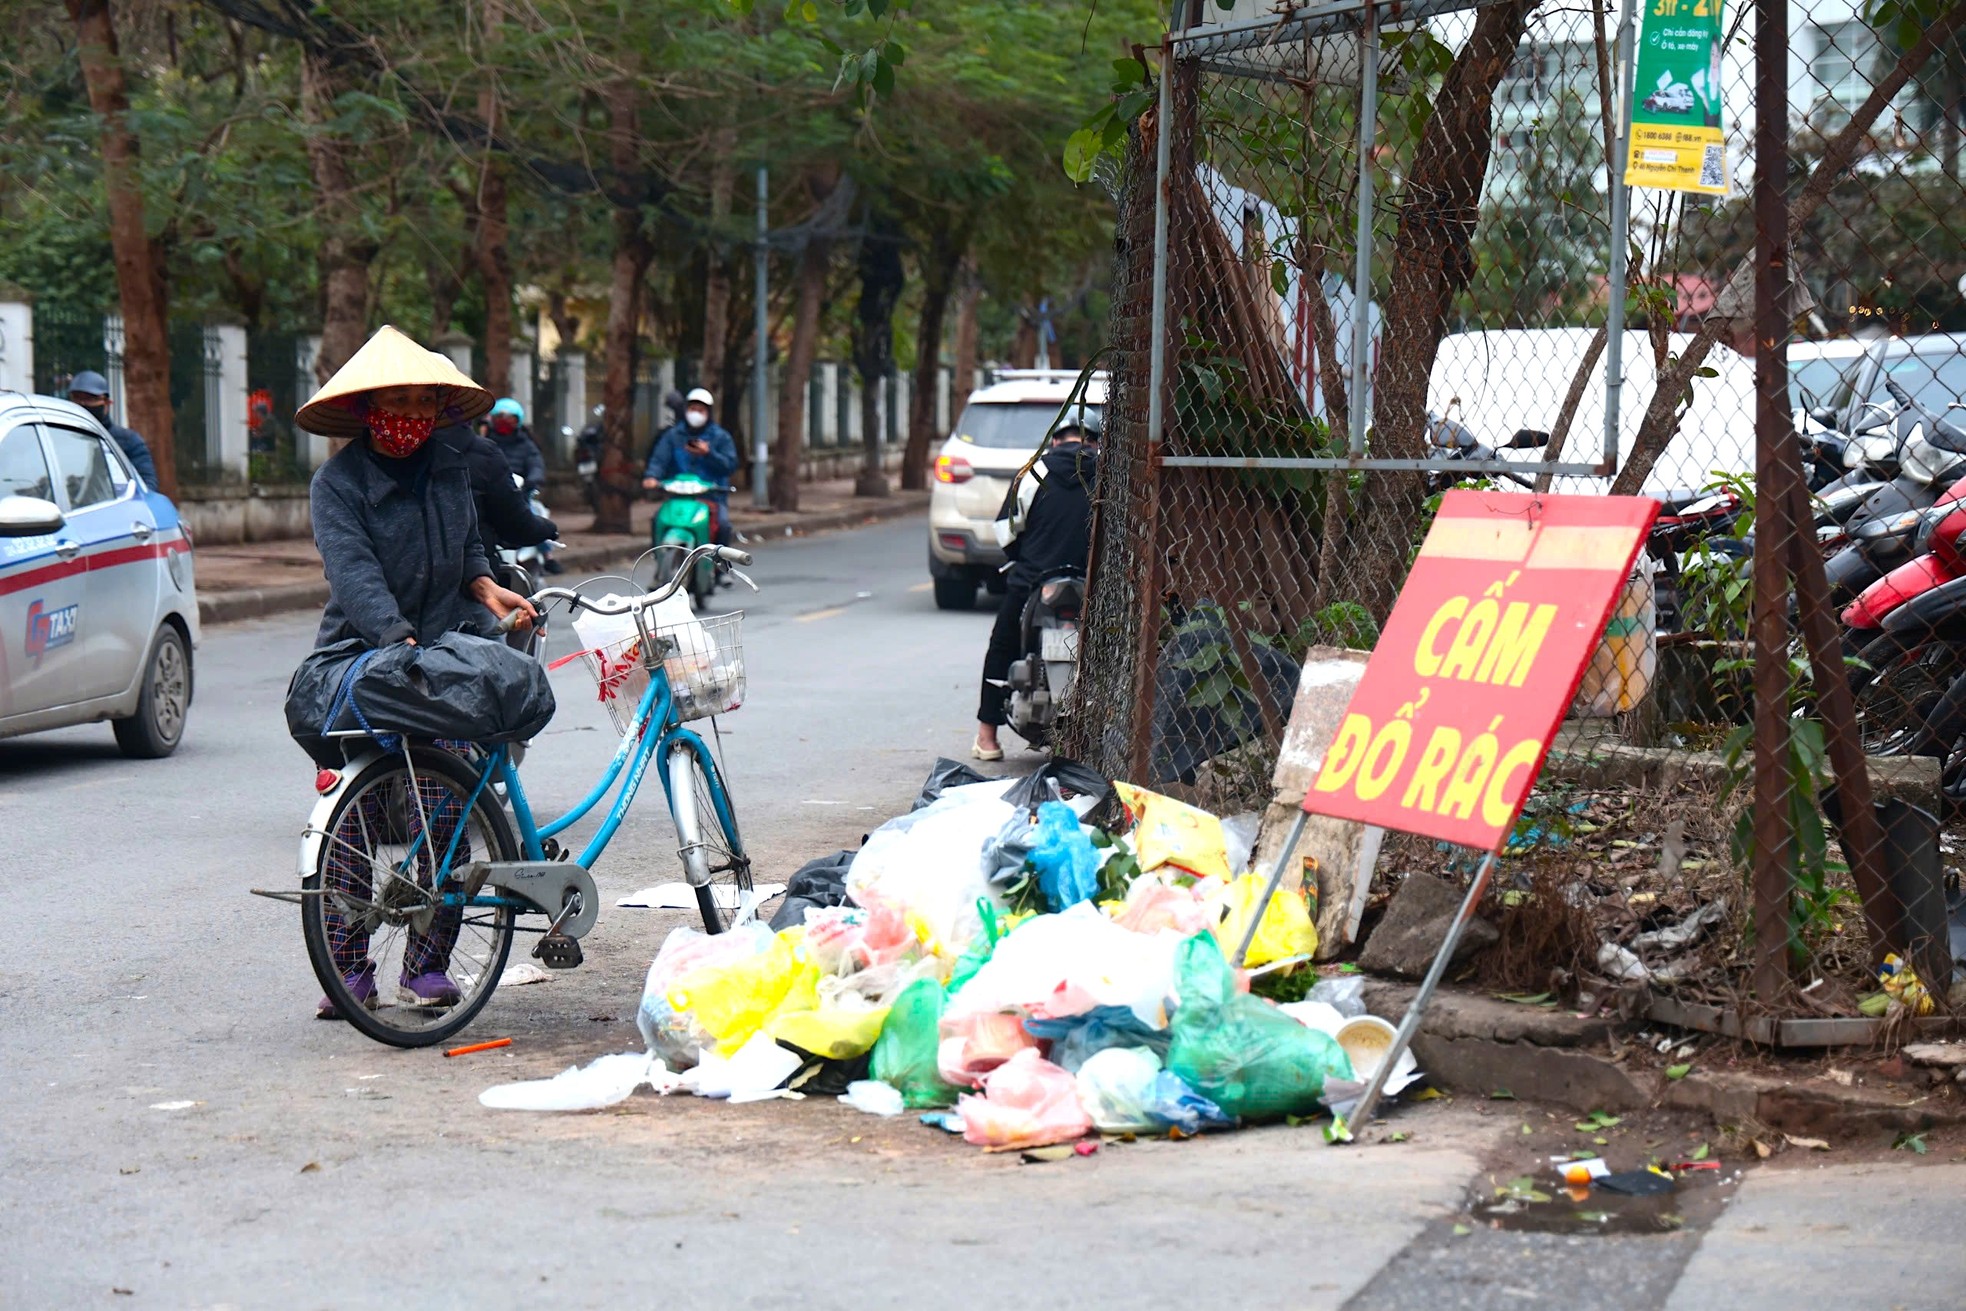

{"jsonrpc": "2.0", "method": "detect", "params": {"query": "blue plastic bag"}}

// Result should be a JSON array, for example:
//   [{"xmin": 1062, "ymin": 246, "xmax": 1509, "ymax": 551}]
[
  {"xmin": 1027, "ymin": 800, "xmax": 1100, "ymax": 911},
  {"xmin": 1023, "ymin": 1004, "xmax": 1171, "ymax": 1073},
  {"xmin": 1144, "ymin": 1071, "xmax": 1236, "ymax": 1135}
]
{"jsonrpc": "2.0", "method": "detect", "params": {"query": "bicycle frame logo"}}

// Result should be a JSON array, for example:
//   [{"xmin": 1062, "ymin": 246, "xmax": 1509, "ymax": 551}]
[{"xmin": 25, "ymin": 599, "xmax": 78, "ymax": 658}]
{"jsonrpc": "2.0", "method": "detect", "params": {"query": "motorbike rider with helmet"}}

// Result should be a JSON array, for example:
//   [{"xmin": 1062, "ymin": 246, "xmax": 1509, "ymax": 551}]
[
  {"xmin": 67, "ymin": 370, "xmax": 160, "ymax": 491},
  {"xmin": 973, "ymin": 413, "xmax": 1100, "ymax": 761},
  {"xmin": 485, "ymin": 396, "xmax": 561, "ymax": 573},
  {"xmin": 642, "ymin": 387, "xmax": 740, "ymax": 547}
]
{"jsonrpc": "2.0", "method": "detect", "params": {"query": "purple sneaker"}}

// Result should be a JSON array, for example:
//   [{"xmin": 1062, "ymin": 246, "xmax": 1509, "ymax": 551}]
[
  {"xmin": 399, "ymin": 972, "xmax": 462, "ymax": 1008},
  {"xmin": 316, "ymin": 962, "xmax": 378, "ymax": 1019}
]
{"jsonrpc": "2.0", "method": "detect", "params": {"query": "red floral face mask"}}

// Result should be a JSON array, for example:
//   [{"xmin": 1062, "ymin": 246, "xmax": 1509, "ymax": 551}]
[{"xmin": 369, "ymin": 407, "xmax": 436, "ymax": 458}]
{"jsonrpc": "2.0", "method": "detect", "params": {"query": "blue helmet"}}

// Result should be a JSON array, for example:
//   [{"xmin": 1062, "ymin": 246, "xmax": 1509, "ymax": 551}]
[
  {"xmin": 490, "ymin": 397, "xmax": 525, "ymax": 422},
  {"xmin": 69, "ymin": 370, "xmax": 111, "ymax": 399}
]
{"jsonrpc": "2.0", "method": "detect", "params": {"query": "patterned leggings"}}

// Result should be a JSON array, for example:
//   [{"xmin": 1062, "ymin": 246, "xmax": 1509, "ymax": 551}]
[{"xmin": 323, "ymin": 775, "xmax": 470, "ymax": 979}]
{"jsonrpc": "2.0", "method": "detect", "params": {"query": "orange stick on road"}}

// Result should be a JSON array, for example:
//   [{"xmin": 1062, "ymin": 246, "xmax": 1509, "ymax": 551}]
[{"xmin": 443, "ymin": 1038, "xmax": 513, "ymax": 1058}]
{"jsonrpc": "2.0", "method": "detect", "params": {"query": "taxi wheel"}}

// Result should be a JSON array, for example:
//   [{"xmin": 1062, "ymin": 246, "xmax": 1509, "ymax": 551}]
[{"xmin": 114, "ymin": 625, "xmax": 190, "ymax": 759}]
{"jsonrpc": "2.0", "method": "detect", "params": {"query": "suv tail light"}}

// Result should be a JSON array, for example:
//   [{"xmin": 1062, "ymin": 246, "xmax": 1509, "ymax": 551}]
[{"xmin": 934, "ymin": 455, "xmax": 973, "ymax": 484}]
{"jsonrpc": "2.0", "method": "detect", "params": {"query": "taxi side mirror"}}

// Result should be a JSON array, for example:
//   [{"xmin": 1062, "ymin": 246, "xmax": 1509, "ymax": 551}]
[{"xmin": 0, "ymin": 495, "xmax": 65, "ymax": 537}]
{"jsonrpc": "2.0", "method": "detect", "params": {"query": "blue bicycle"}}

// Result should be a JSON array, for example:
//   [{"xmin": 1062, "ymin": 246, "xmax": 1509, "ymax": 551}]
[{"xmin": 292, "ymin": 543, "xmax": 758, "ymax": 1048}]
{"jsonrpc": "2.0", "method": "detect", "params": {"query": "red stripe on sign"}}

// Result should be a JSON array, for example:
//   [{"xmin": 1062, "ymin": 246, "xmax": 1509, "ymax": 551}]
[{"xmin": 0, "ymin": 538, "xmax": 187, "ymax": 599}]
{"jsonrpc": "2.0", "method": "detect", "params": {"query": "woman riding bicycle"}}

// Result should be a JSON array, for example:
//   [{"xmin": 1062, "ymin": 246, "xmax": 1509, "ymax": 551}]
[{"xmin": 296, "ymin": 325, "xmax": 536, "ymax": 1019}]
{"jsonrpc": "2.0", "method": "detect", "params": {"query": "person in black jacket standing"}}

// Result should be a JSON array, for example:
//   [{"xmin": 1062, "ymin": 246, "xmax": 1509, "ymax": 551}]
[
  {"xmin": 446, "ymin": 425, "xmax": 559, "ymax": 589},
  {"xmin": 67, "ymin": 370, "xmax": 160, "ymax": 491},
  {"xmin": 973, "ymin": 415, "xmax": 1099, "ymax": 761}
]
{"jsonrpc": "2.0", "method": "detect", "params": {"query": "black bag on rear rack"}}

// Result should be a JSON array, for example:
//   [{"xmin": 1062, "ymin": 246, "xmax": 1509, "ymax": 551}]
[{"xmin": 285, "ymin": 631, "xmax": 556, "ymax": 767}]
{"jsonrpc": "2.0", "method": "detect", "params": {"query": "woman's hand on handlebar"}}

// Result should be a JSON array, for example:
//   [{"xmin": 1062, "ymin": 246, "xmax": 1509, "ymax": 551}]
[{"xmin": 471, "ymin": 576, "xmax": 538, "ymax": 632}]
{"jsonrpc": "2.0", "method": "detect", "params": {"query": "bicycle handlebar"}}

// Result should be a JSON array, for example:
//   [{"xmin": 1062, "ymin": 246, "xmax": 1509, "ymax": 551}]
[{"xmin": 496, "ymin": 543, "xmax": 753, "ymax": 632}]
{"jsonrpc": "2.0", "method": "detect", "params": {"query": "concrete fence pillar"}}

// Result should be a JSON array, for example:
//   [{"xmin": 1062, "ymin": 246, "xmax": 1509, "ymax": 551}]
[
  {"xmin": 103, "ymin": 314, "xmax": 127, "ymax": 416},
  {"xmin": 296, "ymin": 335, "xmax": 332, "ymax": 470},
  {"xmin": 433, "ymin": 330, "xmax": 473, "ymax": 380},
  {"xmin": 210, "ymin": 322, "xmax": 249, "ymax": 483},
  {"xmin": 816, "ymin": 363, "xmax": 839, "ymax": 445},
  {"xmin": 894, "ymin": 373, "xmax": 912, "ymax": 444},
  {"xmin": 558, "ymin": 350, "xmax": 587, "ymax": 440},
  {"xmin": 937, "ymin": 364, "xmax": 952, "ymax": 432},
  {"xmin": 510, "ymin": 340, "xmax": 535, "ymax": 421},
  {"xmin": 0, "ymin": 298, "xmax": 31, "ymax": 392}
]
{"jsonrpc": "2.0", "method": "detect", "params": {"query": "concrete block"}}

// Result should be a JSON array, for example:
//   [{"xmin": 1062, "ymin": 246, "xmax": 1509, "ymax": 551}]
[{"xmin": 1255, "ymin": 646, "xmax": 1378, "ymax": 958}]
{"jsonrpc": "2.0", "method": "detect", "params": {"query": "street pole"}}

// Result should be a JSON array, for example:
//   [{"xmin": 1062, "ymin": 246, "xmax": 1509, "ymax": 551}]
[{"xmin": 752, "ymin": 165, "xmax": 769, "ymax": 510}]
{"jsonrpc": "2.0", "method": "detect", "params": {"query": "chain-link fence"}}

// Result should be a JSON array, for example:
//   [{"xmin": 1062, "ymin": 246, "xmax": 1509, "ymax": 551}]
[{"xmin": 1065, "ymin": 0, "xmax": 1966, "ymax": 1028}]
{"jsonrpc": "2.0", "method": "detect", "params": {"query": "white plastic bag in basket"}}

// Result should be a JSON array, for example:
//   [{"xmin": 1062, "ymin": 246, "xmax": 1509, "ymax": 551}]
[{"xmin": 570, "ymin": 593, "xmax": 737, "ymax": 728}]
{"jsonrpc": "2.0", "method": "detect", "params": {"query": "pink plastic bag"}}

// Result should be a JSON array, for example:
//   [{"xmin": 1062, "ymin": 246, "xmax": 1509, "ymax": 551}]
[
  {"xmin": 959, "ymin": 1049, "xmax": 1092, "ymax": 1149},
  {"xmin": 1111, "ymin": 876, "xmax": 1216, "ymax": 937},
  {"xmin": 938, "ymin": 1010, "xmax": 1039, "ymax": 1088}
]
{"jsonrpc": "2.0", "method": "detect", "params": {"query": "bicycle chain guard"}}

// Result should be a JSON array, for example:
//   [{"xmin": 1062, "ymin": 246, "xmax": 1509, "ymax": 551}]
[{"xmin": 462, "ymin": 859, "xmax": 599, "ymax": 939}]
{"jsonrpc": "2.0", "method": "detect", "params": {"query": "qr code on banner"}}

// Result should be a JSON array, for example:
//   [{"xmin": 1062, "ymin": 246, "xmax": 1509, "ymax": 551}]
[{"xmin": 1699, "ymin": 145, "xmax": 1726, "ymax": 189}]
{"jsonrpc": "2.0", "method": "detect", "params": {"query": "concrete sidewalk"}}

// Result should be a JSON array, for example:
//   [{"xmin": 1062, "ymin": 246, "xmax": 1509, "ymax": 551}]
[{"xmin": 193, "ymin": 477, "xmax": 929, "ymax": 624}]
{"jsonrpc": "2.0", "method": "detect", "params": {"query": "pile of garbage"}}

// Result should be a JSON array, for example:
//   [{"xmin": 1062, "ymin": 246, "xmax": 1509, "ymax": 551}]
[{"xmin": 482, "ymin": 759, "xmax": 1421, "ymax": 1147}]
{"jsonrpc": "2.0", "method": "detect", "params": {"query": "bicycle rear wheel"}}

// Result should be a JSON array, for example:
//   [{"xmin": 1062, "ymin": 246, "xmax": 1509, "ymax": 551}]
[
  {"xmin": 667, "ymin": 741, "xmax": 752, "ymax": 933},
  {"xmin": 302, "ymin": 747, "xmax": 517, "ymax": 1047}
]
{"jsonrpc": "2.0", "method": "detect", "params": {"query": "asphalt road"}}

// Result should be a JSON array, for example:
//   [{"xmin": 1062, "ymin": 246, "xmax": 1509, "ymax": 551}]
[{"xmin": 3, "ymin": 515, "xmax": 1961, "ymax": 1309}]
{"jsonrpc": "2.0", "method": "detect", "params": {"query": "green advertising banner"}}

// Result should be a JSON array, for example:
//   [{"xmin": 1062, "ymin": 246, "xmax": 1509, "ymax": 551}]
[{"xmin": 1626, "ymin": 0, "xmax": 1729, "ymax": 195}]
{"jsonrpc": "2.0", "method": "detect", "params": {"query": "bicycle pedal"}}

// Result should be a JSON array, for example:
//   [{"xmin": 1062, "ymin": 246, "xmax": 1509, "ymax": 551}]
[{"xmin": 533, "ymin": 934, "xmax": 584, "ymax": 970}]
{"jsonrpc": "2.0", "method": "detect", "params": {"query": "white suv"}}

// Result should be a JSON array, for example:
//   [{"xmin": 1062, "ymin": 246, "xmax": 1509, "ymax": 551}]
[{"xmin": 927, "ymin": 370, "xmax": 1105, "ymax": 611}]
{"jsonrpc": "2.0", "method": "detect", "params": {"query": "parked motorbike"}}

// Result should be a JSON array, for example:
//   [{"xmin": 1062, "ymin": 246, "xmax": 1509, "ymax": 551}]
[
  {"xmin": 1002, "ymin": 566, "xmax": 1085, "ymax": 749},
  {"xmin": 1422, "ymin": 408, "xmax": 1546, "ymax": 492},
  {"xmin": 649, "ymin": 474, "xmax": 731, "ymax": 610}
]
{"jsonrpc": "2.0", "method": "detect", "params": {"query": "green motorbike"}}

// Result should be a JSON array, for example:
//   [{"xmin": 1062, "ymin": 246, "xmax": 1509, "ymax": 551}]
[{"xmin": 650, "ymin": 474, "xmax": 730, "ymax": 609}]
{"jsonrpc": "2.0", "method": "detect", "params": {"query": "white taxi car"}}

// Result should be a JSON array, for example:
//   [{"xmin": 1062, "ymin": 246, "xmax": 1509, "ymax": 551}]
[
  {"xmin": 0, "ymin": 394, "xmax": 198, "ymax": 757},
  {"xmin": 928, "ymin": 369, "xmax": 1105, "ymax": 610}
]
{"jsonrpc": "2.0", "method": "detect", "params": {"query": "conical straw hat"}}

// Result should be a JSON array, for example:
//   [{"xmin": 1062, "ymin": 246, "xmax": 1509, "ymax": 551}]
[{"xmin": 296, "ymin": 324, "xmax": 493, "ymax": 439}]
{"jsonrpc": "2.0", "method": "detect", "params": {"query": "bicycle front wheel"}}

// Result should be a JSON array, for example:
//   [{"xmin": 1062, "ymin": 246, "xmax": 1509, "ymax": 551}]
[
  {"xmin": 302, "ymin": 747, "xmax": 518, "ymax": 1047},
  {"xmin": 667, "ymin": 742, "xmax": 752, "ymax": 933}
]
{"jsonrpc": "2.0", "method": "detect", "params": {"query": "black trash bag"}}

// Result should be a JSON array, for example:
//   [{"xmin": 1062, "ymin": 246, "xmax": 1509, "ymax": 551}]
[
  {"xmin": 785, "ymin": 1050, "xmax": 872, "ymax": 1097},
  {"xmin": 1151, "ymin": 602, "xmax": 1299, "ymax": 786},
  {"xmin": 768, "ymin": 849, "xmax": 857, "ymax": 931},
  {"xmin": 1002, "ymin": 757, "xmax": 1111, "ymax": 810},
  {"xmin": 286, "ymin": 632, "xmax": 556, "ymax": 768},
  {"xmin": 914, "ymin": 757, "xmax": 996, "ymax": 811}
]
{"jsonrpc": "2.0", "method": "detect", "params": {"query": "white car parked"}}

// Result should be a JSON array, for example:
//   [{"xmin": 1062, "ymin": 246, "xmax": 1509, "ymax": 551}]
[
  {"xmin": 0, "ymin": 395, "xmax": 198, "ymax": 757},
  {"xmin": 928, "ymin": 369, "xmax": 1106, "ymax": 611}
]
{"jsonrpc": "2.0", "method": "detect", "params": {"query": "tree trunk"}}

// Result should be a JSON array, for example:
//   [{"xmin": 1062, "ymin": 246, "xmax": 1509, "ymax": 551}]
[
  {"xmin": 475, "ymin": 1, "xmax": 512, "ymax": 396},
  {"xmin": 595, "ymin": 81, "xmax": 652, "ymax": 535},
  {"xmin": 301, "ymin": 47, "xmax": 378, "ymax": 385},
  {"xmin": 1010, "ymin": 312, "xmax": 1038, "ymax": 368},
  {"xmin": 1611, "ymin": 0, "xmax": 1966, "ymax": 495},
  {"xmin": 903, "ymin": 219, "xmax": 967, "ymax": 493},
  {"xmin": 774, "ymin": 235, "xmax": 829, "ymax": 512},
  {"xmin": 1347, "ymin": 0, "xmax": 1534, "ymax": 620},
  {"xmin": 852, "ymin": 214, "xmax": 905, "ymax": 498},
  {"xmin": 427, "ymin": 245, "xmax": 469, "ymax": 340},
  {"xmin": 698, "ymin": 125, "xmax": 739, "ymax": 394},
  {"xmin": 66, "ymin": 0, "xmax": 175, "ymax": 496},
  {"xmin": 950, "ymin": 256, "xmax": 980, "ymax": 403}
]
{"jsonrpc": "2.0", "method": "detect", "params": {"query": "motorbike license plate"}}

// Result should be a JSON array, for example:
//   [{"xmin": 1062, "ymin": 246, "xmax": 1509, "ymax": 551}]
[
  {"xmin": 577, "ymin": 461, "xmax": 598, "ymax": 476},
  {"xmin": 1041, "ymin": 626, "xmax": 1079, "ymax": 662}
]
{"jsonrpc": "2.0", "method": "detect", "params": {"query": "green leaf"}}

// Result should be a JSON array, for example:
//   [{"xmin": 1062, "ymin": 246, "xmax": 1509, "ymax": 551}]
[
  {"xmin": 1665, "ymin": 1063, "xmax": 1692, "ymax": 1080},
  {"xmin": 1692, "ymin": 1142, "xmax": 1710, "ymax": 1161},
  {"xmin": 1452, "ymin": 1223, "xmax": 1472, "ymax": 1236},
  {"xmin": 1489, "ymin": 1088, "xmax": 1516, "ymax": 1100},
  {"xmin": 864, "ymin": 0, "xmax": 887, "ymax": 15},
  {"xmin": 1060, "ymin": 128, "xmax": 1102, "ymax": 184},
  {"xmin": 870, "ymin": 55, "xmax": 896, "ymax": 99},
  {"xmin": 1895, "ymin": 1130, "xmax": 1929, "ymax": 1154}
]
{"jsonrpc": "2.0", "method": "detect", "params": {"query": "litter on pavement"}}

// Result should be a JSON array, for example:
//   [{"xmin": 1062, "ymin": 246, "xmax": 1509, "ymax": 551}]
[{"xmin": 481, "ymin": 758, "xmax": 1430, "ymax": 1152}]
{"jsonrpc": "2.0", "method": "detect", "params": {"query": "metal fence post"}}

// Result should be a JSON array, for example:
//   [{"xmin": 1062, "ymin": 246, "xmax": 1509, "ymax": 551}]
[
  {"xmin": 1601, "ymin": 0, "xmax": 1639, "ymax": 472},
  {"xmin": 753, "ymin": 164, "xmax": 770, "ymax": 508},
  {"xmin": 1750, "ymin": 0, "xmax": 1795, "ymax": 1002},
  {"xmin": 1348, "ymin": 1, "xmax": 1379, "ymax": 459}
]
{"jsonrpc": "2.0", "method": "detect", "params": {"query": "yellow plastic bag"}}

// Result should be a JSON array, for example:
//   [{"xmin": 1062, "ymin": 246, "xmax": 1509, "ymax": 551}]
[
  {"xmin": 1113, "ymin": 782, "xmax": 1232, "ymax": 882},
  {"xmin": 1206, "ymin": 872, "xmax": 1319, "ymax": 967},
  {"xmin": 769, "ymin": 1002, "xmax": 891, "ymax": 1060},
  {"xmin": 667, "ymin": 930, "xmax": 821, "ymax": 1049}
]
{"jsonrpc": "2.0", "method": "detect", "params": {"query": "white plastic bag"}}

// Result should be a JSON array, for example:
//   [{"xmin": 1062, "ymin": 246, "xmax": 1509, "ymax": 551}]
[
  {"xmin": 1074, "ymin": 1046, "xmax": 1166, "ymax": 1132},
  {"xmin": 479, "ymin": 1052, "xmax": 672, "ymax": 1111},
  {"xmin": 679, "ymin": 1032, "xmax": 804, "ymax": 1102},
  {"xmin": 846, "ymin": 777, "xmax": 1019, "ymax": 957},
  {"xmin": 943, "ymin": 902, "xmax": 1183, "ymax": 1028}
]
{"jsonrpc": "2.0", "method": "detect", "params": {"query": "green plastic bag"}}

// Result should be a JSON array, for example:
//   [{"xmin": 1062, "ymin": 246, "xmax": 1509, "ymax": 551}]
[
  {"xmin": 870, "ymin": 978, "xmax": 963, "ymax": 1108},
  {"xmin": 946, "ymin": 899, "xmax": 1005, "ymax": 997},
  {"xmin": 1166, "ymin": 932, "xmax": 1354, "ymax": 1122}
]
